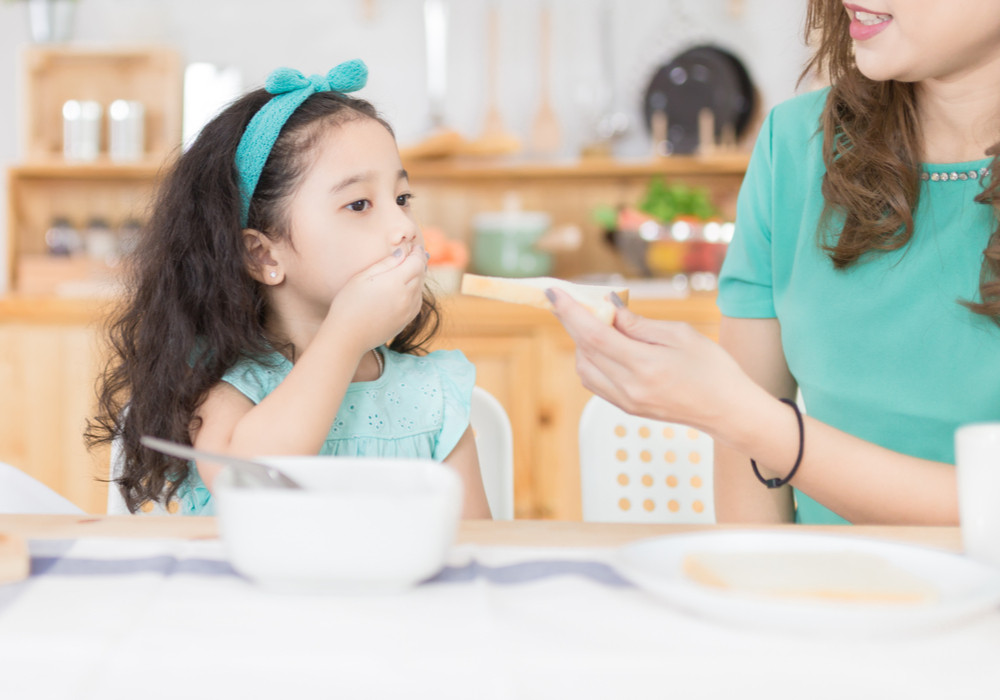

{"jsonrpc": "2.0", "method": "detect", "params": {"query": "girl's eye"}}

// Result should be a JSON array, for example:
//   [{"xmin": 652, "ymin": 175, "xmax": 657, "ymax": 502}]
[
  {"xmin": 396, "ymin": 193, "xmax": 413, "ymax": 206},
  {"xmin": 347, "ymin": 200, "xmax": 371, "ymax": 212}
]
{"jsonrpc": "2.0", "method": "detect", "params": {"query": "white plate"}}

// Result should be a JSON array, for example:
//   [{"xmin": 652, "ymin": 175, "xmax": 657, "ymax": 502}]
[{"xmin": 615, "ymin": 530, "xmax": 1000, "ymax": 635}]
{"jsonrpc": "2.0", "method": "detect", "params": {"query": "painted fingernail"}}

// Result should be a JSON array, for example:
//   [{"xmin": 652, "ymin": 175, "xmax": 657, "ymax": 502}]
[
  {"xmin": 392, "ymin": 248, "xmax": 404, "ymax": 258},
  {"xmin": 610, "ymin": 292, "xmax": 625, "ymax": 308},
  {"xmin": 545, "ymin": 289, "xmax": 557, "ymax": 304}
]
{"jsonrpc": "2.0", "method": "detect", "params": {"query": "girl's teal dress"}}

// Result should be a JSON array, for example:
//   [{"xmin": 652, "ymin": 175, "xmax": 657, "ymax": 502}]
[
  {"xmin": 717, "ymin": 88, "xmax": 1000, "ymax": 524},
  {"xmin": 175, "ymin": 347, "xmax": 476, "ymax": 515}
]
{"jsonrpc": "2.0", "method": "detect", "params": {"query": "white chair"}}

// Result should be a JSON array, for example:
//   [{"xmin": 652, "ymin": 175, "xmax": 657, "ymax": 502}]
[
  {"xmin": 578, "ymin": 396, "xmax": 715, "ymax": 523},
  {"xmin": 109, "ymin": 387, "xmax": 516, "ymax": 519},
  {"xmin": 0, "ymin": 462, "xmax": 84, "ymax": 514},
  {"xmin": 107, "ymin": 436, "xmax": 171, "ymax": 514},
  {"xmin": 470, "ymin": 386, "xmax": 515, "ymax": 520}
]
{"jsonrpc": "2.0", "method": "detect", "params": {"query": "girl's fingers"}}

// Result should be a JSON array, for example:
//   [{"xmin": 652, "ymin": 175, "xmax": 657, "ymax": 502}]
[{"xmin": 362, "ymin": 244, "xmax": 424, "ymax": 282}]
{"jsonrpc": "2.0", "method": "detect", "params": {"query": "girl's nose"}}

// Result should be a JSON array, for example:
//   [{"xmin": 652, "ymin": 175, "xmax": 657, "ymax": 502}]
[{"xmin": 388, "ymin": 213, "xmax": 418, "ymax": 248}]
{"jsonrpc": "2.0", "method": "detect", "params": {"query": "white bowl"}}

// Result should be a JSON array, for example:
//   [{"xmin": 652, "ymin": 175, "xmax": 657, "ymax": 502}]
[{"xmin": 214, "ymin": 457, "xmax": 463, "ymax": 593}]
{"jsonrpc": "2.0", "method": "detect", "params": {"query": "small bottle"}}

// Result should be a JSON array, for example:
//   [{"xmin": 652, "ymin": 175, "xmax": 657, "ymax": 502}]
[
  {"xmin": 44, "ymin": 217, "xmax": 82, "ymax": 257},
  {"xmin": 116, "ymin": 218, "xmax": 142, "ymax": 257},
  {"xmin": 83, "ymin": 217, "xmax": 118, "ymax": 265}
]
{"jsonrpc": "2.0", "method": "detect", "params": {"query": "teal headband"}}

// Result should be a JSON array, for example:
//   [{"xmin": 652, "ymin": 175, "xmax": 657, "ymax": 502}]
[{"xmin": 235, "ymin": 60, "xmax": 368, "ymax": 227}]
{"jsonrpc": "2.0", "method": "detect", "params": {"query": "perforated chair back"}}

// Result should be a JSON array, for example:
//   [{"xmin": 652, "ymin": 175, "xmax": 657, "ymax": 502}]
[
  {"xmin": 579, "ymin": 396, "xmax": 714, "ymax": 523},
  {"xmin": 470, "ymin": 386, "xmax": 515, "ymax": 520},
  {"xmin": 0, "ymin": 462, "xmax": 84, "ymax": 514}
]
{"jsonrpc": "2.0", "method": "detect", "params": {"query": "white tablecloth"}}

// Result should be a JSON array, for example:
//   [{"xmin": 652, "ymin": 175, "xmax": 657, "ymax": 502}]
[{"xmin": 1, "ymin": 536, "xmax": 998, "ymax": 700}]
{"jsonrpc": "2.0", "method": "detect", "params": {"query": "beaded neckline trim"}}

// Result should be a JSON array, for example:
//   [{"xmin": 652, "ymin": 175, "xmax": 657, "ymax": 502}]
[{"xmin": 921, "ymin": 167, "xmax": 989, "ymax": 182}]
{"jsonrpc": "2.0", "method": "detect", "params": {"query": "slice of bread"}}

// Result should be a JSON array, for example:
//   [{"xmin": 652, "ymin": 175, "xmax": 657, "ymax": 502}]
[
  {"xmin": 682, "ymin": 550, "xmax": 938, "ymax": 605},
  {"xmin": 460, "ymin": 273, "xmax": 629, "ymax": 325}
]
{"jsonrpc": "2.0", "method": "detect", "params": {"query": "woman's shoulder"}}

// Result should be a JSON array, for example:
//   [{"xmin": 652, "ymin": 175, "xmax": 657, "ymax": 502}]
[{"xmin": 770, "ymin": 87, "xmax": 829, "ymax": 123}]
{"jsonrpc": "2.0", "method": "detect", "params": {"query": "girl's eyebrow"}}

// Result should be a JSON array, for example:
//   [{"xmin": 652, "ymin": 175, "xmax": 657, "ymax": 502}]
[
  {"xmin": 330, "ymin": 171, "xmax": 375, "ymax": 194},
  {"xmin": 330, "ymin": 169, "xmax": 409, "ymax": 194}
]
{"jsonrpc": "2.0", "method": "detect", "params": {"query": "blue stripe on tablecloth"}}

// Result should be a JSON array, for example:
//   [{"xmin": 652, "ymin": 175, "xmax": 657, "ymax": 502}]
[
  {"xmin": 24, "ymin": 554, "xmax": 633, "ymax": 588},
  {"xmin": 30, "ymin": 555, "xmax": 238, "ymax": 577},
  {"xmin": 428, "ymin": 559, "xmax": 634, "ymax": 587}
]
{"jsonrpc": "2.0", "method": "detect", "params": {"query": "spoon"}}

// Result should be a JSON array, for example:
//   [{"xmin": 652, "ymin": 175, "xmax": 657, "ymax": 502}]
[{"xmin": 140, "ymin": 436, "xmax": 303, "ymax": 490}]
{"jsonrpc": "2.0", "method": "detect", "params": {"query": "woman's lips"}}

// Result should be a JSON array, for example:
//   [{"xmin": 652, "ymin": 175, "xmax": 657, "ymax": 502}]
[{"xmin": 846, "ymin": 5, "xmax": 892, "ymax": 41}]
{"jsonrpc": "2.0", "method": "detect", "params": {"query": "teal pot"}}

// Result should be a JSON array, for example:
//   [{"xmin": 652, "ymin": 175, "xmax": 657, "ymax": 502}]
[
  {"xmin": 472, "ymin": 211, "xmax": 552, "ymax": 278},
  {"xmin": 27, "ymin": 0, "xmax": 76, "ymax": 43}
]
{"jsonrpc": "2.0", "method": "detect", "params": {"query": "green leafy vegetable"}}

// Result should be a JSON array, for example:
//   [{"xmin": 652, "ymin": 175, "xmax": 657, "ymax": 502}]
[{"xmin": 638, "ymin": 178, "xmax": 718, "ymax": 222}]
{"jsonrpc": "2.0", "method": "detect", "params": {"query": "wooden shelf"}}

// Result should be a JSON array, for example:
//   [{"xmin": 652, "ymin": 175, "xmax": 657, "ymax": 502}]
[
  {"xmin": 0, "ymin": 294, "xmax": 113, "ymax": 324},
  {"xmin": 405, "ymin": 153, "xmax": 751, "ymax": 182},
  {"xmin": 9, "ymin": 160, "xmax": 171, "ymax": 179},
  {"xmin": 8, "ymin": 153, "xmax": 748, "ymax": 183}
]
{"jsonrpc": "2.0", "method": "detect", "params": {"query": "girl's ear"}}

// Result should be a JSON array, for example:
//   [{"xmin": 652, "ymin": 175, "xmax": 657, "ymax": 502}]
[{"xmin": 242, "ymin": 229, "xmax": 284, "ymax": 285}]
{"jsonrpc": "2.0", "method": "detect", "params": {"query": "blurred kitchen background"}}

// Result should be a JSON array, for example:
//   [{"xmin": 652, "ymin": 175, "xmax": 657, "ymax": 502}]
[
  {"xmin": 0, "ymin": 0, "xmax": 811, "ymax": 294},
  {"xmin": 0, "ymin": 0, "xmax": 814, "ymax": 517}
]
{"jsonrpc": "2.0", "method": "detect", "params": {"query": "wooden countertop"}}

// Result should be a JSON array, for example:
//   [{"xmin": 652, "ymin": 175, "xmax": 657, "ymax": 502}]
[
  {"xmin": 0, "ymin": 514, "xmax": 962, "ymax": 551},
  {"xmin": 0, "ymin": 291, "xmax": 721, "ymax": 327}
]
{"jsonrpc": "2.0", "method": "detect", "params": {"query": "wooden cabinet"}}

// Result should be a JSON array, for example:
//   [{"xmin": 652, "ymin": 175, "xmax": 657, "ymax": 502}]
[
  {"xmin": 7, "ymin": 162, "xmax": 166, "ymax": 294},
  {"xmin": 0, "ymin": 297, "xmax": 111, "ymax": 513},
  {"xmin": 0, "ymin": 294, "xmax": 720, "ymax": 517},
  {"xmin": 8, "ymin": 46, "xmax": 181, "ymax": 295}
]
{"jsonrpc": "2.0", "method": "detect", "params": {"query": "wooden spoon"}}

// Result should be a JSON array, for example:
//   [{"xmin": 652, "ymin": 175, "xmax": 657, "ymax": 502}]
[
  {"xmin": 467, "ymin": 5, "xmax": 520, "ymax": 156},
  {"xmin": 530, "ymin": 5, "xmax": 561, "ymax": 156}
]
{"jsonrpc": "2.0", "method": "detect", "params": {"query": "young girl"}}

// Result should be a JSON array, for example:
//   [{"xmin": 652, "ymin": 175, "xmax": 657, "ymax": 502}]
[
  {"xmin": 548, "ymin": 0, "xmax": 1000, "ymax": 524},
  {"xmin": 88, "ymin": 60, "xmax": 491, "ymax": 518}
]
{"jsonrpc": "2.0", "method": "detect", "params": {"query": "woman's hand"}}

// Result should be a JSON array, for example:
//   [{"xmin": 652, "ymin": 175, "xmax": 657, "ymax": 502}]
[
  {"xmin": 327, "ymin": 244, "xmax": 427, "ymax": 353},
  {"xmin": 547, "ymin": 288, "xmax": 761, "ymax": 442}
]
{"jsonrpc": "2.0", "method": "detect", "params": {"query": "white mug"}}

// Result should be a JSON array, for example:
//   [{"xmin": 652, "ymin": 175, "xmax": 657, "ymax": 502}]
[{"xmin": 954, "ymin": 422, "xmax": 1000, "ymax": 568}]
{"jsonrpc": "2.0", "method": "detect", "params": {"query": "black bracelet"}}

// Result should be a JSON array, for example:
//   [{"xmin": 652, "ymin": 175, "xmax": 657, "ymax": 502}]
[{"xmin": 750, "ymin": 398, "xmax": 804, "ymax": 489}]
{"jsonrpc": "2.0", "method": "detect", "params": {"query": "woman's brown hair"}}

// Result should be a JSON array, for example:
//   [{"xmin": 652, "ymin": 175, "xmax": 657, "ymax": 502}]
[
  {"xmin": 86, "ymin": 89, "xmax": 439, "ymax": 512},
  {"xmin": 803, "ymin": 0, "xmax": 1000, "ymax": 320}
]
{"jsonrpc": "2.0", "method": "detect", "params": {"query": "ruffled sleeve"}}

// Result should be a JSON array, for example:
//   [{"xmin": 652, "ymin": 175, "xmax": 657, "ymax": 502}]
[
  {"xmin": 220, "ymin": 352, "xmax": 289, "ymax": 404},
  {"xmin": 429, "ymin": 349, "xmax": 476, "ymax": 460}
]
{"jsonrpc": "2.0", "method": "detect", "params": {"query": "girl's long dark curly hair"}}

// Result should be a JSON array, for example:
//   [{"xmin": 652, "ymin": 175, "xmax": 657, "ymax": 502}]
[
  {"xmin": 86, "ymin": 89, "xmax": 440, "ymax": 512},
  {"xmin": 803, "ymin": 0, "xmax": 1000, "ymax": 321}
]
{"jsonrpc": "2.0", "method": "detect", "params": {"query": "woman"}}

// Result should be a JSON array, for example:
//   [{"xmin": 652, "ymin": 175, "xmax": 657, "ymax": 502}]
[{"xmin": 547, "ymin": 1, "xmax": 1000, "ymax": 524}]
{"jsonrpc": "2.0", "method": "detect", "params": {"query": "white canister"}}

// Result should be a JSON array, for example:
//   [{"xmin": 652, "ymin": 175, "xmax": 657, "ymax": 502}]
[
  {"xmin": 62, "ymin": 100, "xmax": 101, "ymax": 161},
  {"xmin": 109, "ymin": 100, "xmax": 145, "ymax": 162}
]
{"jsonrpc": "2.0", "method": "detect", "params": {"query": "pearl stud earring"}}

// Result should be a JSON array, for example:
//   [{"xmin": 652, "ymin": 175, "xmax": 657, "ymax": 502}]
[{"xmin": 270, "ymin": 271, "xmax": 277, "ymax": 279}]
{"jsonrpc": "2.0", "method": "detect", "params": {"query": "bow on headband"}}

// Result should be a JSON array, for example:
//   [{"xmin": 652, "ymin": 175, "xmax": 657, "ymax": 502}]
[{"xmin": 235, "ymin": 59, "xmax": 369, "ymax": 227}]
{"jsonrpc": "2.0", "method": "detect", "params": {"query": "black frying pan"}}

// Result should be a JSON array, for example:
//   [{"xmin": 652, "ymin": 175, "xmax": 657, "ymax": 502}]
[{"xmin": 642, "ymin": 45, "xmax": 756, "ymax": 155}]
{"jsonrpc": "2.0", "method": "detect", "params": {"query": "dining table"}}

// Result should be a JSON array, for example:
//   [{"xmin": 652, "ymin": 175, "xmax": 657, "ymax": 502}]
[{"xmin": 0, "ymin": 515, "xmax": 998, "ymax": 700}]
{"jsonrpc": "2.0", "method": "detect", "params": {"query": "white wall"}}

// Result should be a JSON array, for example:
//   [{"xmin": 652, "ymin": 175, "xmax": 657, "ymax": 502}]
[{"xmin": 0, "ymin": 0, "xmax": 810, "ymax": 292}]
